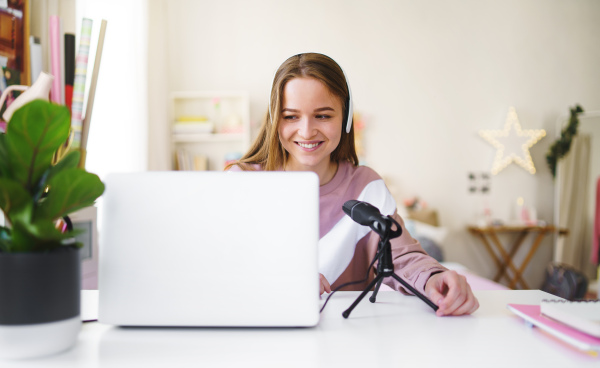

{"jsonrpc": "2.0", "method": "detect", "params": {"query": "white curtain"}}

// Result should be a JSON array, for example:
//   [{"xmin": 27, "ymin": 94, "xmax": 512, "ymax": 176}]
[
  {"xmin": 76, "ymin": 0, "xmax": 149, "ymax": 178},
  {"xmin": 555, "ymin": 134, "xmax": 595, "ymax": 279}
]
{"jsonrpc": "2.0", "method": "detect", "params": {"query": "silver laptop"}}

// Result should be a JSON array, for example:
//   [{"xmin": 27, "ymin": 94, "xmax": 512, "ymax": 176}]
[{"xmin": 98, "ymin": 171, "xmax": 320, "ymax": 327}]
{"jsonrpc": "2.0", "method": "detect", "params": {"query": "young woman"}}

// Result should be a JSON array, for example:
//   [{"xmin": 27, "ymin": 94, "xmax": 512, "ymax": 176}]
[{"xmin": 227, "ymin": 53, "xmax": 478, "ymax": 316}]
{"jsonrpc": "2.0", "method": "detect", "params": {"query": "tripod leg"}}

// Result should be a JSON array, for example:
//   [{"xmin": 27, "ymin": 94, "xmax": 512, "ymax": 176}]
[
  {"xmin": 369, "ymin": 277, "xmax": 384, "ymax": 303},
  {"xmin": 342, "ymin": 275, "xmax": 383, "ymax": 319},
  {"xmin": 390, "ymin": 273, "xmax": 438, "ymax": 312}
]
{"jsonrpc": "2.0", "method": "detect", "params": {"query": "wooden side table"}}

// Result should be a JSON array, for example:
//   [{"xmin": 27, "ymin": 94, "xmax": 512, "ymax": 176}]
[{"xmin": 467, "ymin": 225, "xmax": 568, "ymax": 289}]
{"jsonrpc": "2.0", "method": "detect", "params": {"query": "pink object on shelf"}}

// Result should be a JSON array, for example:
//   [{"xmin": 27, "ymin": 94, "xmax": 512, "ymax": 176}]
[{"xmin": 49, "ymin": 16, "xmax": 63, "ymax": 104}]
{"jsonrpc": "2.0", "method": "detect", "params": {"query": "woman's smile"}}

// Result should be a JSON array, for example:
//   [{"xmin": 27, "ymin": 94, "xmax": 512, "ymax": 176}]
[{"xmin": 296, "ymin": 141, "xmax": 323, "ymax": 150}]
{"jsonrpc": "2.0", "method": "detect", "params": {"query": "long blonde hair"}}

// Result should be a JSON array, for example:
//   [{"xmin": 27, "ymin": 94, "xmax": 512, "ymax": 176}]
[{"xmin": 227, "ymin": 53, "xmax": 359, "ymax": 171}]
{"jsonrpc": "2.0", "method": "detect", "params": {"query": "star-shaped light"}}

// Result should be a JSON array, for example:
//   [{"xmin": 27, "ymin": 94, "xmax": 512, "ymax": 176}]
[{"xmin": 479, "ymin": 107, "xmax": 546, "ymax": 175}]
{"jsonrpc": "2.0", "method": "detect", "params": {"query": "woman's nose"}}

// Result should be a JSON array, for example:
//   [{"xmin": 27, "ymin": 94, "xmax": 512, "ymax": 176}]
[{"xmin": 298, "ymin": 117, "xmax": 316, "ymax": 138}]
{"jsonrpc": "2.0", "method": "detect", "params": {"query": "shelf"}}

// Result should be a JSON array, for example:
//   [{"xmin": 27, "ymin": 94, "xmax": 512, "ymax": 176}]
[
  {"xmin": 172, "ymin": 133, "xmax": 246, "ymax": 143},
  {"xmin": 168, "ymin": 90, "xmax": 251, "ymax": 170}
]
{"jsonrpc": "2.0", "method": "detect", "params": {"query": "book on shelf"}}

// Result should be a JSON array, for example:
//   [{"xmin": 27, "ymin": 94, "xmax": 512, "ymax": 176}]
[
  {"xmin": 541, "ymin": 299, "xmax": 600, "ymax": 338},
  {"xmin": 175, "ymin": 149, "xmax": 208, "ymax": 171},
  {"xmin": 193, "ymin": 155, "xmax": 208, "ymax": 171}
]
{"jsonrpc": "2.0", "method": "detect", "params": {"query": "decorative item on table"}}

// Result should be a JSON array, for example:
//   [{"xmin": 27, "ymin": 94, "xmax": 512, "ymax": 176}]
[
  {"xmin": 173, "ymin": 115, "xmax": 214, "ymax": 134},
  {"xmin": 479, "ymin": 107, "xmax": 546, "ymax": 175},
  {"xmin": 0, "ymin": 100, "xmax": 105, "ymax": 360},
  {"xmin": 513, "ymin": 196, "xmax": 538, "ymax": 226},
  {"xmin": 472, "ymin": 200, "xmax": 493, "ymax": 227}
]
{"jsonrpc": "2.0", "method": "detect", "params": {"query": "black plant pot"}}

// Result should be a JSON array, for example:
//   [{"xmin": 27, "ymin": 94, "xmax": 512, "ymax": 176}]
[{"xmin": 0, "ymin": 247, "xmax": 81, "ymax": 359}]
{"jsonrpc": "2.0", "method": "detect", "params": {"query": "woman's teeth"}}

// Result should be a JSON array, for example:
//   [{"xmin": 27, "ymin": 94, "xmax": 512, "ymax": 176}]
[{"xmin": 298, "ymin": 142, "xmax": 319, "ymax": 149}]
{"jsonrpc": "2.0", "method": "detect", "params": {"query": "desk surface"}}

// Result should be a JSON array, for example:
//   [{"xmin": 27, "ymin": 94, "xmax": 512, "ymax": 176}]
[{"xmin": 4, "ymin": 290, "xmax": 597, "ymax": 367}]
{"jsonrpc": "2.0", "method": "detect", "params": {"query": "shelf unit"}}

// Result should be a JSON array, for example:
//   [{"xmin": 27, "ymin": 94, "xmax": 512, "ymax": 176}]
[{"xmin": 169, "ymin": 91, "xmax": 251, "ymax": 171}]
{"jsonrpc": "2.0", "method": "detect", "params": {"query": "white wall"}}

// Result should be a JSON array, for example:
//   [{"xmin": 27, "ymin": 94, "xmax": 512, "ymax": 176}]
[{"xmin": 148, "ymin": 0, "xmax": 600, "ymax": 287}]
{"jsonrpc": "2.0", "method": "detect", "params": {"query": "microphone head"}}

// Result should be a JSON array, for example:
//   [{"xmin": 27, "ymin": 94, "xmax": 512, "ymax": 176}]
[{"xmin": 342, "ymin": 200, "xmax": 360, "ymax": 216}]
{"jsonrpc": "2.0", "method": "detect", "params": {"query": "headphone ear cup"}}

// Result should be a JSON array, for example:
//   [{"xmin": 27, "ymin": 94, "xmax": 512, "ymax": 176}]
[
  {"xmin": 343, "ymin": 69, "xmax": 353, "ymax": 133},
  {"xmin": 343, "ymin": 98, "xmax": 351, "ymax": 132}
]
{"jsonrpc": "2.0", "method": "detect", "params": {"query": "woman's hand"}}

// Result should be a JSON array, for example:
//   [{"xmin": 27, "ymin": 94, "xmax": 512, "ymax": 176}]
[
  {"xmin": 425, "ymin": 270, "xmax": 479, "ymax": 316},
  {"xmin": 319, "ymin": 273, "xmax": 331, "ymax": 295}
]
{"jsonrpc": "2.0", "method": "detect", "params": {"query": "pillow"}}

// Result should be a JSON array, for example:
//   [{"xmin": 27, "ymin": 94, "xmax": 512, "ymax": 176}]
[{"xmin": 416, "ymin": 236, "xmax": 444, "ymax": 262}]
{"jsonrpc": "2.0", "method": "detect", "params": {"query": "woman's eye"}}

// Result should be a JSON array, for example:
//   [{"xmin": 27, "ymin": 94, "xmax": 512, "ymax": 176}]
[
  {"xmin": 316, "ymin": 115, "xmax": 331, "ymax": 120},
  {"xmin": 283, "ymin": 115, "xmax": 297, "ymax": 120}
]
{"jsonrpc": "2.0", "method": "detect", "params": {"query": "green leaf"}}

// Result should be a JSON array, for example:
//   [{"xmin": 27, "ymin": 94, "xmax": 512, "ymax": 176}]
[
  {"xmin": 5, "ymin": 100, "xmax": 70, "ymax": 192},
  {"xmin": 0, "ymin": 134, "xmax": 10, "ymax": 178},
  {"xmin": 0, "ymin": 177, "xmax": 33, "ymax": 223},
  {"xmin": 34, "ymin": 168, "xmax": 105, "ymax": 222},
  {"xmin": 10, "ymin": 221, "xmax": 43, "ymax": 252},
  {"xmin": 30, "ymin": 151, "xmax": 81, "ymax": 203},
  {"xmin": 10, "ymin": 219, "xmax": 80, "ymax": 252},
  {"xmin": 46, "ymin": 150, "xmax": 81, "ymax": 183}
]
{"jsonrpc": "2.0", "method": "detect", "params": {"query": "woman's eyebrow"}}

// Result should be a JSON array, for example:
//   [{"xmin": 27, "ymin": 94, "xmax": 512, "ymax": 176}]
[{"xmin": 281, "ymin": 107, "xmax": 335, "ymax": 113}]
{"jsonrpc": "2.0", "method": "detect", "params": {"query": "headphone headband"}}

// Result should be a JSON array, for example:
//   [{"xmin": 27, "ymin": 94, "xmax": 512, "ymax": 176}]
[{"xmin": 269, "ymin": 53, "xmax": 353, "ymax": 133}]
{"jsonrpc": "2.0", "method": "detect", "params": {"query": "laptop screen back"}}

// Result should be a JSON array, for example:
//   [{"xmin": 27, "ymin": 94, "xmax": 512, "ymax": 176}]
[{"xmin": 98, "ymin": 171, "xmax": 320, "ymax": 327}]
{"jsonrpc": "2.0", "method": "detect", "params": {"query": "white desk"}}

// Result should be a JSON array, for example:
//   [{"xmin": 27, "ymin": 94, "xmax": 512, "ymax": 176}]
[{"xmin": 4, "ymin": 290, "xmax": 597, "ymax": 367}]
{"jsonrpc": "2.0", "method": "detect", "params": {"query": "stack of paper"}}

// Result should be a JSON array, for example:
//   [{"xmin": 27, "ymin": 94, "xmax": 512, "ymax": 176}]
[
  {"xmin": 507, "ymin": 300, "xmax": 600, "ymax": 353},
  {"xmin": 540, "ymin": 299, "xmax": 600, "ymax": 338}
]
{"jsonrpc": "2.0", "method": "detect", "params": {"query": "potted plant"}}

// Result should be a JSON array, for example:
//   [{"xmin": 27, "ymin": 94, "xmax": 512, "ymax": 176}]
[{"xmin": 0, "ymin": 100, "xmax": 105, "ymax": 359}]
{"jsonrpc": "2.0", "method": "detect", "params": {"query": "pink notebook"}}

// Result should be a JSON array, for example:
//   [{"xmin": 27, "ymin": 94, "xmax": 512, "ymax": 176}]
[{"xmin": 507, "ymin": 304, "xmax": 600, "ymax": 353}]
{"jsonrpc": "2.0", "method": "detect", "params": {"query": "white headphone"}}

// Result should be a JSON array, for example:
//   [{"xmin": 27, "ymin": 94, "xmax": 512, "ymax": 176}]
[{"xmin": 269, "ymin": 53, "xmax": 354, "ymax": 133}]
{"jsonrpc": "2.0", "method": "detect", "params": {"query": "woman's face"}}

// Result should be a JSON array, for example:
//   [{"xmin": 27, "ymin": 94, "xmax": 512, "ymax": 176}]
[{"xmin": 278, "ymin": 77, "xmax": 343, "ymax": 174}]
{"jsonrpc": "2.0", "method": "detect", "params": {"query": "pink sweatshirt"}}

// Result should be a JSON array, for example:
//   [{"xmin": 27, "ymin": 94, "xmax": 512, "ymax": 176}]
[{"xmin": 229, "ymin": 161, "xmax": 446, "ymax": 295}]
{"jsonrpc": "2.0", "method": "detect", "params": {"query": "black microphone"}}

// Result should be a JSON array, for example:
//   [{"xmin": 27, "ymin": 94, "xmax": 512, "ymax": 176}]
[{"xmin": 342, "ymin": 200, "xmax": 387, "ymax": 227}]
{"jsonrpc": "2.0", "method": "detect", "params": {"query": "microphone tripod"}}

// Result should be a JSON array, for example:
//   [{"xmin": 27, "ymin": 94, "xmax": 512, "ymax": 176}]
[{"xmin": 342, "ymin": 215, "xmax": 439, "ymax": 318}]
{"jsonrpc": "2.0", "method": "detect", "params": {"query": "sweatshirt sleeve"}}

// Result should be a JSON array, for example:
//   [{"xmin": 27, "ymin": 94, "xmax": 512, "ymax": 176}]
[{"xmin": 379, "ymin": 212, "xmax": 447, "ymax": 295}]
